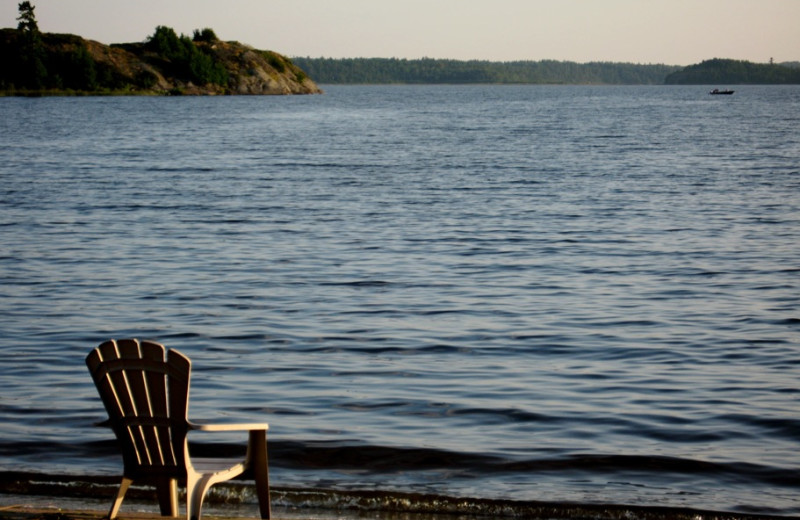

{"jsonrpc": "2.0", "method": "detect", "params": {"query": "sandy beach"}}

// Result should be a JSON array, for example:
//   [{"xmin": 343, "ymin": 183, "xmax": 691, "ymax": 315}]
[
  {"xmin": 2, "ymin": 498, "xmax": 795, "ymax": 520},
  {"xmin": 0, "ymin": 505, "xmax": 335, "ymax": 520},
  {"xmin": 0, "ymin": 507, "xmax": 162, "ymax": 520},
  {"xmin": 1, "ymin": 470, "xmax": 796, "ymax": 520},
  {"xmin": 0, "ymin": 507, "xmax": 340, "ymax": 520},
  {"xmin": 1, "ymin": 473, "xmax": 797, "ymax": 520}
]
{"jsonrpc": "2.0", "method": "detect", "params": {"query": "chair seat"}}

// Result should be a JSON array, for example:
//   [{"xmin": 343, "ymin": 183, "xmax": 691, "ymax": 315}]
[{"xmin": 191, "ymin": 458, "xmax": 246, "ymax": 474}]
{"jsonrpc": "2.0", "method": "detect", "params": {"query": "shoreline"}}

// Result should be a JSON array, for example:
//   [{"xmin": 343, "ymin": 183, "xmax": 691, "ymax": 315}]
[
  {"xmin": 1, "ymin": 478, "xmax": 795, "ymax": 520},
  {"xmin": 1, "ymin": 501, "xmax": 795, "ymax": 520}
]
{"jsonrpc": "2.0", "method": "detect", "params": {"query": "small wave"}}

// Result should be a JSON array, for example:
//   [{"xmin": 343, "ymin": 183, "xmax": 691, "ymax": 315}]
[
  {"xmin": 10, "ymin": 439, "xmax": 794, "ymax": 487},
  {"xmin": 320, "ymin": 344, "xmax": 467, "ymax": 355},
  {"xmin": 319, "ymin": 280, "xmax": 393, "ymax": 288},
  {"xmin": 145, "ymin": 166, "xmax": 217, "ymax": 173},
  {"xmin": 235, "ymin": 443, "xmax": 798, "ymax": 491}
]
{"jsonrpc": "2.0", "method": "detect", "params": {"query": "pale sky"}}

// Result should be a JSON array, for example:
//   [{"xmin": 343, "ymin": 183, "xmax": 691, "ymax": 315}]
[{"xmin": 2, "ymin": 0, "xmax": 798, "ymax": 65}]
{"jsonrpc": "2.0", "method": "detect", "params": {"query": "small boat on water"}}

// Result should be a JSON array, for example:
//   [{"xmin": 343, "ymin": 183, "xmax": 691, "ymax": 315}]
[{"xmin": 709, "ymin": 88, "xmax": 735, "ymax": 95}]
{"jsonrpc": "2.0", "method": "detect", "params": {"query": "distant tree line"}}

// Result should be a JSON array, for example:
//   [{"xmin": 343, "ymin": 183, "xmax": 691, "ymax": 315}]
[
  {"xmin": 665, "ymin": 58, "xmax": 800, "ymax": 84},
  {"xmin": 291, "ymin": 57, "xmax": 682, "ymax": 85}
]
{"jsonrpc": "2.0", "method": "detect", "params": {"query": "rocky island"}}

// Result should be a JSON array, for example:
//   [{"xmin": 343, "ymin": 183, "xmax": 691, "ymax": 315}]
[{"xmin": 1, "ymin": 3, "xmax": 320, "ymax": 96}]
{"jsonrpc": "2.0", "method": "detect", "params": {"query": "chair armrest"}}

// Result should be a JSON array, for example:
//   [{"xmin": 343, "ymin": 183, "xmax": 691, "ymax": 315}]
[{"xmin": 188, "ymin": 421, "xmax": 269, "ymax": 432}]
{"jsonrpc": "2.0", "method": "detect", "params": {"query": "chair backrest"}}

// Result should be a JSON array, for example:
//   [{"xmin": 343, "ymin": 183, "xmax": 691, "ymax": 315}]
[{"xmin": 86, "ymin": 339, "xmax": 192, "ymax": 479}]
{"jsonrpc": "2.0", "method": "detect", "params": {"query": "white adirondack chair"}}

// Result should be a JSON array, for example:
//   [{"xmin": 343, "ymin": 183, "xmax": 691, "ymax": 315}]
[{"xmin": 86, "ymin": 339, "xmax": 270, "ymax": 520}]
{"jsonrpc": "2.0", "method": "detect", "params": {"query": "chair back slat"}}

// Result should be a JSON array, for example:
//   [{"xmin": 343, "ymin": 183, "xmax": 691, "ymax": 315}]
[
  {"xmin": 90, "ymin": 341, "xmax": 148, "ymax": 468},
  {"xmin": 86, "ymin": 339, "xmax": 193, "ymax": 478},
  {"xmin": 119, "ymin": 339, "xmax": 159, "ymax": 466},
  {"xmin": 167, "ymin": 349, "xmax": 191, "ymax": 424},
  {"xmin": 142, "ymin": 341, "xmax": 176, "ymax": 466}
]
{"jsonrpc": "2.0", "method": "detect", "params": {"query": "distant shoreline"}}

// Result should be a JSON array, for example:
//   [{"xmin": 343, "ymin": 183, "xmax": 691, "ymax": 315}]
[
  {"xmin": 291, "ymin": 57, "xmax": 681, "ymax": 85},
  {"xmin": 292, "ymin": 57, "xmax": 800, "ymax": 86}
]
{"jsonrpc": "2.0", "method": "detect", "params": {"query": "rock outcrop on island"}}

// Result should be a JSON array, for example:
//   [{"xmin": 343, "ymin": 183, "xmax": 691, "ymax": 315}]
[{"xmin": 0, "ymin": 27, "xmax": 321, "ymax": 95}]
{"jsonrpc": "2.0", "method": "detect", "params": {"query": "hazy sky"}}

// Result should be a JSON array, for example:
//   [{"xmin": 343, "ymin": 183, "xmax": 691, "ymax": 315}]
[{"xmin": 2, "ymin": 0, "xmax": 798, "ymax": 65}]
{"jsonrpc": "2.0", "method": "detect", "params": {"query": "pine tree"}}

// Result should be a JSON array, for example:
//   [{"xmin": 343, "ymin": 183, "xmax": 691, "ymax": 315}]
[{"xmin": 16, "ymin": 1, "xmax": 47, "ymax": 89}]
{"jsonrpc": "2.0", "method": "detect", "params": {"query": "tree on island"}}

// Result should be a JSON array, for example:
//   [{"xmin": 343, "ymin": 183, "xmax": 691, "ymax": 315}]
[
  {"xmin": 145, "ymin": 25, "xmax": 228, "ymax": 86},
  {"xmin": 192, "ymin": 28, "xmax": 219, "ymax": 43},
  {"xmin": 16, "ymin": 1, "xmax": 47, "ymax": 88},
  {"xmin": 16, "ymin": 1, "xmax": 38, "ymax": 32}
]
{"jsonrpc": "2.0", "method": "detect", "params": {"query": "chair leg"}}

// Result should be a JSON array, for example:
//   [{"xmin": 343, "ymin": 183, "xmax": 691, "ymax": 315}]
[
  {"xmin": 155, "ymin": 478, "xmax": 179, "ymax": 517},
  {"xmin": 249, "ymin": 430, "xmax": 271, "ymax": 519},
  {"xmin": 186, "ymin": 474, "xmax": 214, "ymax": 520},
  {"xmin": 108, "ymin": 477, "xmax": 132, "ymax": 519}
]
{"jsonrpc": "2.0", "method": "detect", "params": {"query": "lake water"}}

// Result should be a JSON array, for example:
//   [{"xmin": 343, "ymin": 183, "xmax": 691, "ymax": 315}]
[{"xmin": 1, "ymin": 85, "xmax": 799, "ymax": 518}]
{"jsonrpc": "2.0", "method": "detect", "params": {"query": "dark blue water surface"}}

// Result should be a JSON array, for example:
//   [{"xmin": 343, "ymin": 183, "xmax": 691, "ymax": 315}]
[{"xmin": 1, "ymin": 85, "xmax": 799, "ymax": 517}]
